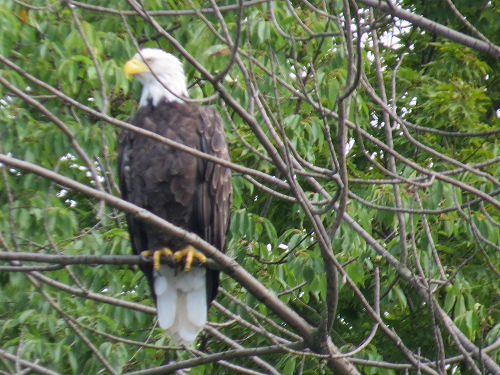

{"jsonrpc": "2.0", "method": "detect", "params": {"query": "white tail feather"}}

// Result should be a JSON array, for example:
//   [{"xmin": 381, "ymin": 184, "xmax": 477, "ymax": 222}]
[{"xmin": 154, "ymin": 266, "xmax": 207, "ymax": 345}]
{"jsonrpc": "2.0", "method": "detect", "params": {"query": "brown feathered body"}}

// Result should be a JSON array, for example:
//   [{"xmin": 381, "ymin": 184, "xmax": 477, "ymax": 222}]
[{"xmin": 118, "ymin": 99, "xmax": 231, "ymax": 342}]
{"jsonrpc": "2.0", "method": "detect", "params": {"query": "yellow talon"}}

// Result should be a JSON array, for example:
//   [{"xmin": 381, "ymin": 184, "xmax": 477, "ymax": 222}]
[
  {"xmin": 141, "ymin": 248, "xmax": 173, "ymax": 270},
  {"xmin": 173, "ymin": 245, "xmax": 206, "ymax": 272}
]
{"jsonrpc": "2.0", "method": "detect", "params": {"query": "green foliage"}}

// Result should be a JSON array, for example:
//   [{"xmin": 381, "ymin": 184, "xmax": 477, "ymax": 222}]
[{"xmin": 1, "ymin": 0, "xmax": 499, "ymax": 374}]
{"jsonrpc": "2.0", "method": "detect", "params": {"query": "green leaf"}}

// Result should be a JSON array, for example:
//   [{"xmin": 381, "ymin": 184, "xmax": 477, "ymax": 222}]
[
  {"xmin": 283, "ymin": 356, "xmax": 296, "ymax": 375},
  {"xmin": 444, "ymin": 288, "xmax": 456, "ymax": 313},
  {"xmin": 263, "ymin": 218, "xmax": 278, "ymax": 245},
  {"xmin": 393, "ymin": 286, "xmax": 408, "ymax": 309},
  {"xmin": 68, "ymin": 351, "xmax": 78, "ymax": 373},
  {"xmin": 454, "ymin": 295, "xmax": 466, "ymax": 317}
]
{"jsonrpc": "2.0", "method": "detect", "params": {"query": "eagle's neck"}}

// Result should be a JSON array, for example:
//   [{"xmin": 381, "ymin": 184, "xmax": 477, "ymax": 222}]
[{"xmin": 138, "ymin": 75, "xmax": 188, "ymax": 107}]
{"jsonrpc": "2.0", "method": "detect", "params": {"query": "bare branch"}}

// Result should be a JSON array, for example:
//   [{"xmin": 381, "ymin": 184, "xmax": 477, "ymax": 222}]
[
  {"xmin": 0, "ymin": 349, "xmax": 62, "ymax": 375},
  {"xmin": 357, "ymin": 0, "xmax": 500, "ymax": 58}
]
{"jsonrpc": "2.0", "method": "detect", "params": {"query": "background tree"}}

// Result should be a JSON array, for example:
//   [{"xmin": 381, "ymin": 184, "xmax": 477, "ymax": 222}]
[{"xmin": 0, "ymin": 1, "xmax": 499, "ymax": 374}]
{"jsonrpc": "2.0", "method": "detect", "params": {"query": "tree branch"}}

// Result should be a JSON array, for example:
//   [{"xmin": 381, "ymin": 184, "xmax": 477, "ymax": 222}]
[{"xmin": 357, "ymin": 0, "xmax": 500, "ymax": 58}]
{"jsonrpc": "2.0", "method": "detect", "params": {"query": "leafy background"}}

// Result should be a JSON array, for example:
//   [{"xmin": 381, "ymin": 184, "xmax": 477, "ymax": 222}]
[{"xmin": 0, "ymin": 0, "xmax": 499, "ymax": 374}]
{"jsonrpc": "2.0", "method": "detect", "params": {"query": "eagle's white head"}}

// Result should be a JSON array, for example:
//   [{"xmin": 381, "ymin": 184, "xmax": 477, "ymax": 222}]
[{"xmin": 123, "ymin": 48, "xmax": 188, "ymax": 107}]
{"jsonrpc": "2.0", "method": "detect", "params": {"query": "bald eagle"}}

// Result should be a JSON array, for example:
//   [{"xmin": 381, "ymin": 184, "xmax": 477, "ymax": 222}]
[{"xmin": 119, "ymin": 48, "xmax": 232, "ymax": 345}]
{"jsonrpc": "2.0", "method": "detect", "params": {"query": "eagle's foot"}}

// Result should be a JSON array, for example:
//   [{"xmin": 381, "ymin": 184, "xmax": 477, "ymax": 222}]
[
  {"xmin": 141, "ymin": 248, "xmax": 173, "ymax": 270},
  {"xmin": 173, "ymin": 245, "xmax": 206, "ymax": 272}
]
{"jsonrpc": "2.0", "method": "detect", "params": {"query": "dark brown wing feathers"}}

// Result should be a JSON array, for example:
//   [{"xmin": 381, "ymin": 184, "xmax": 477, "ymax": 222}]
[{"xmin": 118, "ymin": 100, "xmax": 232, "ymax": 304}]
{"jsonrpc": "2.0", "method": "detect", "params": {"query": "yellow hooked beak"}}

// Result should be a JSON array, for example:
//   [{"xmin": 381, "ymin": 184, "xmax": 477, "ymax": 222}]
[{"xmin": 123, "ymin": 58, "xmax": 148, "ymax": 77}]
